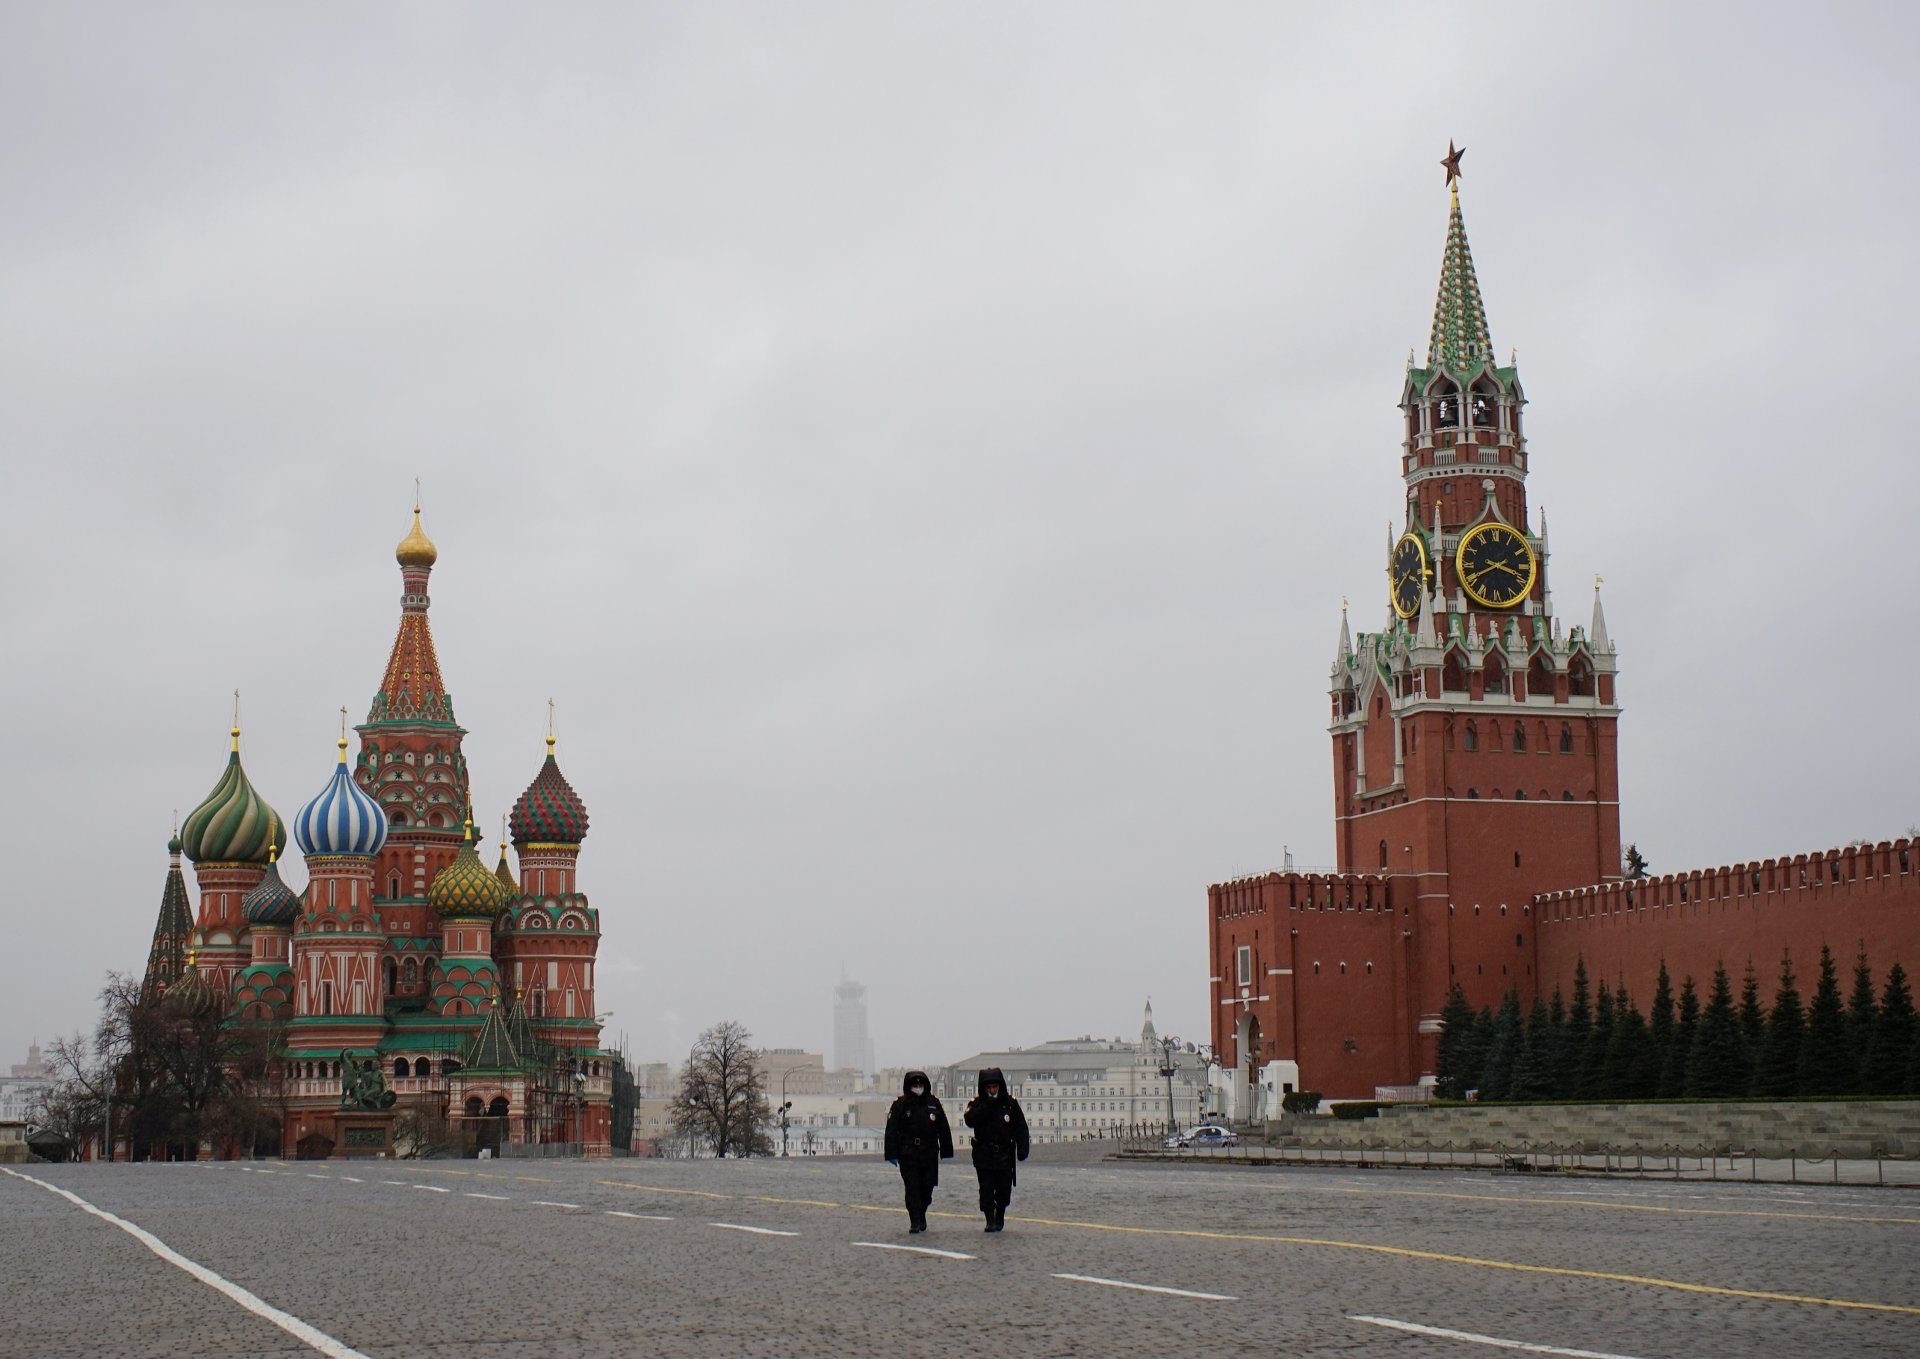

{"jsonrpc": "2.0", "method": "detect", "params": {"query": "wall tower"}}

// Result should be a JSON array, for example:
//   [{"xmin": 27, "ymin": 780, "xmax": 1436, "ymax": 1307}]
[{"xmin": 1327, "ymin": 151, "xmax": 1621, "ymax": 1053}]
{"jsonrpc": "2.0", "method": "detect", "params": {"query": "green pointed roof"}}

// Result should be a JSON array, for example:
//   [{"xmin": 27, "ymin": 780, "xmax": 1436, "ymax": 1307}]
[
  {"xmin": 462, "ymin": 1003, "xmax": 523, "ymax": 1073},
  {"xmin": 1427, "ymin": 186, "xmax": 1495, "ymax": 376},
  {"xmin": 143, "ymin": 836, "xmax": 195, "ymax": 999}
]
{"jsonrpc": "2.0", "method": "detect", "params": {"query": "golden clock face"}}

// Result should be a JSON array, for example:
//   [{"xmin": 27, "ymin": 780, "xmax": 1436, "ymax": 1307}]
[
  {"xmin": 1455, "ymin": 521, "xmax": 1537, "ymax": 608},
  {"xmin": 1389, "ymin": 532, "xmax": 1429, "ymax": 619}
]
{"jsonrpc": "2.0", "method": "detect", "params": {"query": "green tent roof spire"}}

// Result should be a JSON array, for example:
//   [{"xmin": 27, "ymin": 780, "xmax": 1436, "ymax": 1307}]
[{"xmin": 1427, "ymin": 181, "xmax": 1495, "ymax": 376}]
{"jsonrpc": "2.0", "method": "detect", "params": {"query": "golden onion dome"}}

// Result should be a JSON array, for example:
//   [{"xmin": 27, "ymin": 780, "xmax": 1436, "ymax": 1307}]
[
  {"xmin": 396, "ymin": 507, "xmax": 438, "ymax": 568},
  {"xmin": 430, "ymin": 821, "xmax": 511, "ymax": 921}
]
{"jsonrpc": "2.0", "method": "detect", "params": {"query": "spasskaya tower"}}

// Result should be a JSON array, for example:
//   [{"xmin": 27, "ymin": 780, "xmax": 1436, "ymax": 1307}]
[{"xmin": 1327, "ymin": 144, "xmax": 1622, "ymax": 1024}]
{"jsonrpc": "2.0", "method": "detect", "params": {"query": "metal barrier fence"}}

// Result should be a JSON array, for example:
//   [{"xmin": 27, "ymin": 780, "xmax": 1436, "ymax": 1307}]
[{"xmin": 1111, "ymin": 1133, "xmax": 1904, "ymax": 1185}]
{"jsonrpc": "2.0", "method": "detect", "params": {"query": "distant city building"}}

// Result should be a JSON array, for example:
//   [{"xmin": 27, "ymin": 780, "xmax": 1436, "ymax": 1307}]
[
  {"xmin": 833, "ymin": 979, "xmax": 870, "ymax": 1077},
  {"xmin": 759, "ymin": 1048, "xmax": 827, "ymax": 1097},
  {"xmin": 0, "ymin": 1042, "xmax": 50, "ymax": 1125},
  {"xmin": 940, "ymin": 1002, "xmax": 1210, "ymax": 1144}
]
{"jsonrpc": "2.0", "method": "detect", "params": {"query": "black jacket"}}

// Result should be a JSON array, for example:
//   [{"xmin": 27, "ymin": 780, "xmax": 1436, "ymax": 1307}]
[
  {"xmin": 883, "ymin": 1070, "xmax": 954, "ymax": 1164},
  {"xmin": 963, "ymin": 1066, "xmax": 1030, "ymax": 1167}
]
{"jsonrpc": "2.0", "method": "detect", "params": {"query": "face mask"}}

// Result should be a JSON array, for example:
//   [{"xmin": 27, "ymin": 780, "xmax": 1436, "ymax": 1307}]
[{"xmin": 908, "ymin": 1084, "xmax": 926, "ymax": 1096}]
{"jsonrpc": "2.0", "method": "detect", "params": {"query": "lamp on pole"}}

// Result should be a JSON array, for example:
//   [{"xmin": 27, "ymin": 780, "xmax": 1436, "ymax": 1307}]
[
  {"xmin": 779, "ymin": 1067, "xmax": 797, "ymax": 1158},
  {"xmin": 1157, "ymin": 1036, "xmax": 1179, "ymax": 1133}
]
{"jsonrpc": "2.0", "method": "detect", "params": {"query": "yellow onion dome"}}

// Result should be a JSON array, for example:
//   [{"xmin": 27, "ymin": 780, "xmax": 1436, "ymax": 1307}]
[
  {"xmin": 429, "ymin": 822, "xmax": 511, "ymax": 920},
  {"xmin": 180, "ymin": 729, "xmax": 284, "ymax": 865},
  {"xmin": 396, "ymin": 507, "xmax": 438, "ymax": 568}
]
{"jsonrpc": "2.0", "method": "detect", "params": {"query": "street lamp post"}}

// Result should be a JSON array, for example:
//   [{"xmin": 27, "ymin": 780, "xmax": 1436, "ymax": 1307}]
[
  {"xmin": 779, "ymin": 1068, "xmax": 797, "ymax": 1158},
  {"xmin": 1157, "ymin": 1037, "xmax": 1179, "ymax": 1133}
]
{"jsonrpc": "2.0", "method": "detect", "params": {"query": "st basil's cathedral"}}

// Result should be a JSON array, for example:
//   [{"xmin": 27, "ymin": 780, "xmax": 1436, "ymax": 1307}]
[{"xmin": 141, "ymin": 509, "xmax": 614, "ymax": 1156}]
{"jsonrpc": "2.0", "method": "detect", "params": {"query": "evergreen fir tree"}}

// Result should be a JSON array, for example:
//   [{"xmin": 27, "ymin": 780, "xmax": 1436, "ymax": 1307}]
[
  {"xmin": 1433, "ymin": 985, "xmax": 1478, "ymax": 1100},
  {"xmin": 1661, "ymin": 976, "xmax": 1699, "ymax": 1098},
  {"xmin": 1545, "ymin": 987, "xmax": 1568, "ymax": 1098},
  {"xmin": 1576, "ymin": 981, "xmax": 1614, "ymax": 1098},
  {"xmin": 1602, "ymin": 992, "xmax": 1652, "ymax": 1099},
  {"xmin": 1561, "ymin": 959, "xmax": 1592, "ymax": 1095},
  {"xmin": 1513, "ymin": 995, "xmax": 1555, "ymax": 1100},
  {"xmin": 1686, "ymin": 965, "xmax": 1742, "ymax": 1099},
  {"xmin": 1648, "ymin": 962, "xmax": 1675, "ymax": 1097},
  {"xmin": 1479, "ymin": 991, "xmax": 1523, "ymax": 1101},
  {"xmin": 1737, "ymin": 961, "xmax": 1766, "ymax": 1095},
  {"xmin": 1847, "ymin": 947, "xmax": 1878, "ymax": 1086},
  {"xmin": 1865, "ymin": 964, "xmax": 1915, "ymax": 1096},
  {"xmin": 1754, "ymin": 950, "xmax": 1804, "ymax": 1098},
  {"xmin": 1461, "ymin": 1005, "xmax": 1496, "ymax": 1097},
  {"xmin": 1796, "ymin": 944, "xmax": 1850, "ymax": 1096}
]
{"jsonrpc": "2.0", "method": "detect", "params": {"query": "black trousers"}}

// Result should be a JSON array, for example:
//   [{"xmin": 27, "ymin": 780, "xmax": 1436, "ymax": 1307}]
[
  {"xmin": 899, "ymin": 1159, "xmax": 937, "ymax": 1217},
  {"xmin": 974, "ymin": 1160, "xmax": 1015, "ymax": 1214}
]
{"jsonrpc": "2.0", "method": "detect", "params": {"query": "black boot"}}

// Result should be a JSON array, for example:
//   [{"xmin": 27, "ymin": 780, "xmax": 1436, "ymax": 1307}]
[
  {"xmin": 994, "ymin": 1206, "xmax": 1007, "ymax": 1231},
  {"xmin": 909, "ymin": 1212, "xmax": 925, "ymax": 1233}
]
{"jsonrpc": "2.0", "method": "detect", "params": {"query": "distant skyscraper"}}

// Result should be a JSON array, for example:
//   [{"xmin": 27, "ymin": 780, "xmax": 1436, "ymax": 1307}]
[{"xmin": 833, "ymin": 978, "xmax": 869, "ymax": 1075}]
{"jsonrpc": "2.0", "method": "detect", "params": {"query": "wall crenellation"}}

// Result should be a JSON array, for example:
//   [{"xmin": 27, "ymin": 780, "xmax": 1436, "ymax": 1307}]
[{"xmin": 1535, "ymin": 837, "xmax": 1916, "ymax": 922}]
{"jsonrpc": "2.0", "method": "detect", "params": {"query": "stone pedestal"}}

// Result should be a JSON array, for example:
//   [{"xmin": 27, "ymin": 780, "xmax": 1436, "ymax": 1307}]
[{"xmin": 334, "ymin": 1112, "xmax": 395, "ymax": 1159}]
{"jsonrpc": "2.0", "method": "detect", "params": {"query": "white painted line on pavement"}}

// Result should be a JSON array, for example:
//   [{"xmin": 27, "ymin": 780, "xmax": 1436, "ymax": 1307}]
[
  {"xmin": 340, "ymin": 1177, "xmax": 362, "ymax": 1184},
  {"xmin": 710, "ymin": 1222, "xmax": 800, "ymax": 1237},
  {"xmin": 465, "ymin": 1193, "xmax": 511, "ymax": 1200},
  {"xmin": 0, "ymin": 1167, "xmax": 372, "ymax": 1359},
  {"xmin": 306, "ymin": 1173, "xmax": 329, "ymax": 1180},
  {"xmin": 413, "ymin": 1185, "xmax": 450, "ymax": 1193},
  {"xmin": 530, "ymin": 1200, "xmax": 582, "ymax": 1209},
  {"xmin": 853, "ymin": 1242, "xmax": 976, "ymax": 1261},
  {"xmin": 254, "ymin": 1168, "xmax": 277, "ymax": 1174},
  {"xmin": 380, "ymin": 1180, "xmax": 407, "ymax": 1186},
  {"xmin": 1351, "ymin": 1317, "xmax": 1654, "ymax": 1358},
  {"xmin": 607, "ymin": 1211, "xmax": 673, "ymax": 1221},
  {"xmin": 1053, "ymin": 1273, "xmax": 1235, "ymax": 1301}
]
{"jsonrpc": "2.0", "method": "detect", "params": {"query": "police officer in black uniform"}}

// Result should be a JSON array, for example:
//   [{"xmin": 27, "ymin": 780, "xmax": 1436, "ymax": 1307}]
[
  {"xmin": 883, "ymin": 1069, "xmax": 953, "ymax": 1233},
  {"xmin": 962, "ymin": 1066, "xmax": 1029, "ymax": 1232}
]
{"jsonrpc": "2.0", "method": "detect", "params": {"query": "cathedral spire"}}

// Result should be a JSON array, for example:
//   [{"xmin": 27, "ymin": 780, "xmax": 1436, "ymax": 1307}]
[
  {"xmin": 1427, "ymin": 153, "xmax": 1495, "ymax": 376},
  {"xmin": 143, "ymin": 830, "xmax": 195, "ymax": 1000},
  {"xmin": 367, "ymin": 504, "xmax": 457, "ymax": 727}
]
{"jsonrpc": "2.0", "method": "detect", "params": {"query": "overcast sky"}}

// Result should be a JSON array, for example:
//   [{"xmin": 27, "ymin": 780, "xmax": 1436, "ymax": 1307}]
[{"xmin": 3, "ymin": 4, "xmax": 1915, "ymax": 1072}]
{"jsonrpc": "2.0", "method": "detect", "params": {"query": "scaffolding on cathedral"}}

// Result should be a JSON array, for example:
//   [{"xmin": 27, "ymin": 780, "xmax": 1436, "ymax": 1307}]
[{"xmin": 450, "ymin": 997, "xmax": 585, "ymax": 1155}]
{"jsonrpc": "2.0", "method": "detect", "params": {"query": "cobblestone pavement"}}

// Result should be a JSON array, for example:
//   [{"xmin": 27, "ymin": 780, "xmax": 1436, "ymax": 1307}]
[{"xmin": 4, "ymin": 1146, "xmax": 1917, "ymax": 1358}]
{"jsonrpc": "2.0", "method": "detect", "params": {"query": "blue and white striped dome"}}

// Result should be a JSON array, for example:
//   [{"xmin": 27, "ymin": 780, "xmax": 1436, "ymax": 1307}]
[{"xmin": 293, "ymin": 742, "xmax": 389, "ymax": 858}]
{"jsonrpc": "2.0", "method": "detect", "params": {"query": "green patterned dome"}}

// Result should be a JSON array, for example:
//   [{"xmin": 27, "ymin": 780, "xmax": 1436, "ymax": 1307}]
[
  {"xmin": 166, "ymin": 959, "xmax": 224, "ymax": 1020},
  {"xmin": 430, "ymin": 824, "xmax": 511, "ymax": 920},
  {"xmin": 180, "ymin": 729, "xmax": 284, "ymax": 865}
]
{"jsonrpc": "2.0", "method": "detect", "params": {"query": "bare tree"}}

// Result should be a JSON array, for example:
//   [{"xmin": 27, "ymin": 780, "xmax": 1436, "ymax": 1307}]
[{"xmin": 673, "ymin": 1021, "xmax": 771, "ymax": 1158}]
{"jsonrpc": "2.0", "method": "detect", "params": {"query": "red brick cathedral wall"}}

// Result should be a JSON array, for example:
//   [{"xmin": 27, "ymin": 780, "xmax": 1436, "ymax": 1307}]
[{"xmin": 1535, "ymin": 838, "xmax": 1920, "ymax": 1004}]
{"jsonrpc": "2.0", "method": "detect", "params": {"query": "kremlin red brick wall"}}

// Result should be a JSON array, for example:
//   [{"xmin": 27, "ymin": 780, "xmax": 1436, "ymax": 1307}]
[
  {"xmin": 1210, "ymin": 871, "xmax": 1414, "ymax": 1097},
  {"xmin": 1535, "ymin": 837, "xmax": 1920, "ymax": 1004}
]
